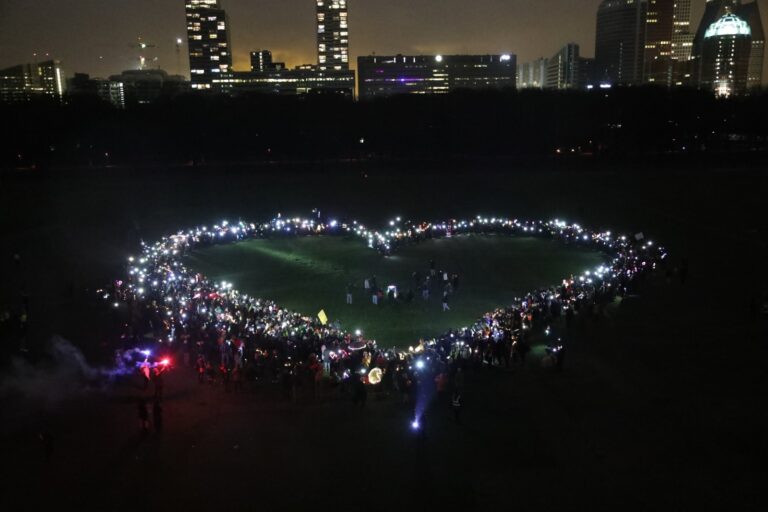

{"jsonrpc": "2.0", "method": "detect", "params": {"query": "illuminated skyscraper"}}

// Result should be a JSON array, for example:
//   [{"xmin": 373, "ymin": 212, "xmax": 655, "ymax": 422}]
[
  {"xmin": 316, "ymin": 1, "xmax": 349, "ymax": 71},
  {"xmin": 0, "ymin": 59, "xmax": 64, "ymax": 103},
  {"xmin": 595, "ymin": 0, "xmax": 648, "ymax": 85},
  {"xmin": 692, "ymin": 1, "xmax": 764, "ymax": 90},
  {"xmin": 670, "ymin": 0, "xmax": 693, "ymax": 61},
  {"xmin": 184, "ymin": 0, "xmax": 232, "ymax": 91},
  {"xmin": 737, "ymin": 1, "xmax": 765, "ymax": 89},
  {"xmin": 545, "ymin": 43, "xmax": 581, "ymax": 89},
  {"xmin": 700, "ymin": 13, "xmax": 752, "ymax": 96},
  {"xmin": 644, "ymin": 0, "xmax": 694, "ymax": 86}
]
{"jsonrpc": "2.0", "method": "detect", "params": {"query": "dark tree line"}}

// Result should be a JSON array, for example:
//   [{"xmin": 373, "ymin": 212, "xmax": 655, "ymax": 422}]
[{"xmin": 2, "ymin": 86, "xmax": 767, "ymax": 169}]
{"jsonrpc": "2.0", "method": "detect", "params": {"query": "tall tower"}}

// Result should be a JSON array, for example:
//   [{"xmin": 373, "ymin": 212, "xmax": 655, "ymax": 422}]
[
  {"xmin": 184, "ymin": 0, "xmax": 232, "ymax": 90},
  {"xmin": 737, "ymin": 1, "xmax": 765, "ymax": 89},
  {"xmin": 670, "ymin": 0, "xmax": 693, "ymax": 61},
  {"xmin": 700, "ymin": 12, "xmax": 752, "ymax": 96},
  {"xmin": 595, "ymin": 0, "xmax": 648, "ymax": 85},
  {"xmin": 644, "ymin": 0, "xmax": 694, "ymax": 86},
  {"xmin": 316, "ymin": 1, "xmax": 349, "ymax": 71},
  {"xmin": 644, "ymin": 0, "xmax": 675, "ymax": 84},
  {"xmin": 692, "ymin": 1, "xmax": 764, "ymax": 90}
]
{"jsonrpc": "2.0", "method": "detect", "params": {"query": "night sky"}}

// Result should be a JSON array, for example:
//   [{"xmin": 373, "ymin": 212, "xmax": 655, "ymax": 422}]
[{"xmin": 2, "ymin": 0, "xmax": 763, "ymax": 78}]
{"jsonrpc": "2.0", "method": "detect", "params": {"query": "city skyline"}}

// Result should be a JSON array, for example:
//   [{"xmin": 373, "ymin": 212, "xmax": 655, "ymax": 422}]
[{"xmin": 4, "ymin": 0, "xmax": 737, "ymax": 79}]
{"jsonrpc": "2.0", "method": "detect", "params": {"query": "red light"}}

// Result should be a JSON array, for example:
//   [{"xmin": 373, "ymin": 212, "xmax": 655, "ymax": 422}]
[{"xmin": 161, "ymin": 358, "xmax": 170, "ymax": 366}]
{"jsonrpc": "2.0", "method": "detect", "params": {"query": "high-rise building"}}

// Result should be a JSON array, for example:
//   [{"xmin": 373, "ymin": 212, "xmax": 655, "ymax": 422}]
[
  {"xmin": 644, "ymin": 0, "xmax": 694, "ymax": 86},
  {"xmin": 517, "ymin": 58, "xmax": 549, "ymax": 89},
  {"xmin": 545, "ymin": 43, "xmax": 581, "ymax": 89},
  {"xmin": 595, "ymin": 0, "xmax": 648, "ymax": 85},
  {"xmin": 251, "ymin": 50, "xmax": 283, "ymax": 72},
  {"xmin": 692, "ymin": 1, "xmax": 764, "ymax": 90},
  {"xmin": 700, "ymin": 13, "xmax": 752, "ymax": 96},
  {"xmin": 737, "ymin": 1, "xmax": 765, "ymax": 89},
  {"xmin": 66, "ymin": 73, "xmax": 127, "ymax": 108},
  {"xmin": 316, "ymin": 0, "xmax": 349, "ymax": 71},
  {"xmin": 357, "ymin": 54, "xmax": 516, "ymax": 98},
  {"xmin": 0, "ymin": 59, "xmax": 64, "ymax": 103},
  {"xmin": 692, "ymin": 1, "xmax": 740, "ymax": 58},
  {"xmin": 671, "ymin": 0, "xmax": 694, "ymax": 62},
  {"xmin": 184, "ymin": 0, "xmax": 232, "ymax": 91},
  {"xmin": 644, "ymin": 0, "xmax": 674, "ymax": 84},
  {"xmin": 108, "ymin": 69, "xmax": 190, "ymax": 106}
]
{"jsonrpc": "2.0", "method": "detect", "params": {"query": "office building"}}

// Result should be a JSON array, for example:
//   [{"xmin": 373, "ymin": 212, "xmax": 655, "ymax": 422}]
[
  {"xmin": 215, "ymin": 65, "xmax": 354, "ymax": 96},
  {"xmin": 545, "ymin": 43, "xmax": 581, "ymax": 89},
  {"xmin": 185, "ymin": 0, "xmax": 232, "ymax": 91},
  {"xmin": 595, "ymin": 0, "xmax": 648, "ymax": 85},
  {"xmin": 738, "ymin": 1, "xmax": 765, "ymax": 89},
  {"xmin": 67, "ymin": 73, "xmax": 127, "ymax": 108},
  {"xmin": 0, "ymin": 59, "xmax": 64, "ymax": 102},
  {"xmin": 108, "ymin": 69, "xmax": 190, "ymax": 106},
  {"xmin": 517, "ymin": 58, "xmax": 549, "ymax": 89},
  {"xmin": 316, "ymin": 0, "xmax": 349, "ymax": 71},
  {"xmin": 357, "ymin": 54, "xmax": 516, "ymax": 98},
  {"xmin": 692, "ymin": 1, "xmax": 764, "ymax": 89},
  {"xmin": 250, "ymin": 50, "xmax": 285, "ymax": 72},
  {"xmin": 644, "ymin": 0, "xmax": 694, "ymax": 86},
  {"xmin": 700, "ymin": 13, "xmax": 752, "ymax": 96}
]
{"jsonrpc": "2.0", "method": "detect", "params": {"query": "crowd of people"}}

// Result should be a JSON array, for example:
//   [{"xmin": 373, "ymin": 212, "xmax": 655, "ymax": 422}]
[
  {"xmin": 105, "ymin": 214, "xmax": 666, "ymax": 419},
  {"xmin": 346, "ymin": 260, "xmax": 461, "ymax": 311}
]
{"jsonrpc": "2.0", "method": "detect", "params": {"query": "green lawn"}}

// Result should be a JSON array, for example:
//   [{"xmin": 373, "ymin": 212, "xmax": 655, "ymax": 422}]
[{"xmin": 185, "ymin": 234, "xmax": 605, "ymax": 346}]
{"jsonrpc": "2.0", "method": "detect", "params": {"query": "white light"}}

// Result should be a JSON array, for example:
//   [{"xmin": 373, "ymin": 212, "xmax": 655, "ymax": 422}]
[
  {"xmin": 435, "ymin": 55, "xmax": 443, "ymax": 63},
  {"xmin": 500, "ymin": 54, "xmax": 511, "ymax": 61}
]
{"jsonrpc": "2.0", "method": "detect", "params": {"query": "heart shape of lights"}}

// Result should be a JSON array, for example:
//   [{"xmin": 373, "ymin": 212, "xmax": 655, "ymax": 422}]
[{"xmin": 108, "ymin": 215, "xmax": 665, "ymax": 358}]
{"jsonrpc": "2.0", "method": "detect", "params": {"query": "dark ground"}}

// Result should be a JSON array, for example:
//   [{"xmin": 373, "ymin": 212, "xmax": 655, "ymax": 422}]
[{"xmin": 0, "ymin": 161, "xmax": 766, "ymax": 510}]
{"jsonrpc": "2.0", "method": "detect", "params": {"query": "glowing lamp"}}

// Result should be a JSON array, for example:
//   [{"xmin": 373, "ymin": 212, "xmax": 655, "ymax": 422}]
[{"xmin": 368, "ymin": 368, "xmax": 383, "ymax": 385}]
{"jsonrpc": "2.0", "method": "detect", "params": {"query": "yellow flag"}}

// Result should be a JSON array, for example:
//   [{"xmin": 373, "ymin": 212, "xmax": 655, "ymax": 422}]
[{"xmin": 318, "ymin": 309, "xmax": 328, "ymax": 325}]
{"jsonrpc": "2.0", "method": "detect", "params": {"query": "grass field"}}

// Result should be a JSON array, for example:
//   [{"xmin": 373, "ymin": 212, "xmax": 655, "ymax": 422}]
[{"xmin": 185, "ymin": 234, "xmax": 605, "ymax": 346}]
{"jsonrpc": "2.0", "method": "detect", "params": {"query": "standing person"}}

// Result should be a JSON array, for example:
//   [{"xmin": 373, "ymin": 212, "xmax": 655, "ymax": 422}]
[
  {"xmin": 442, "ymin": 292, "xmax": 450, "ymax": 312},
  {"xmin": 233, "ymin": 366, "xmax": 243, "ymax": 393},
  {"xmin": 153, "ymin": 366, "xmax": 164, "ymax": 400},
  {"xmin": 555, "ymin": 345, "xmax": 566, "ymax": 372},
  {"xmin": 196, "ymin": 354, "xmax": 206, "ymax": 384},
  {"xmin": 364, "ymin": 277, "xmax": 370, "ymax": 291},
  {"xmin": 452, "ymin": 273, "xmax": 459, "ymax": 291},
  {"xmin": 346, "ymin": 283, "xmax": 353, "ymax": 305},
  {"xmin": 429, "ymin": 259, "xmax": 436, "ymax": 277},
  {"xmin": 453, "ymin": 367, "xmax": 465, "ymax": 393},
  {"xmin": 152, "ymin": 401, "xmax": 163, "ymax": 433},
  {"xmin": 137, "ymin": 399, "xmax": 150, "ymax": 434},
  {"xmin": 434, "ymin": 370, "xmax": 448, "ymax": 405},
  {"xmin": 140, "ymin": 360, "xmax": 151, "ymax": 390},
  {"xmin": 452, "ymin": 391, "xmax": 462, "ymax": 424}
]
